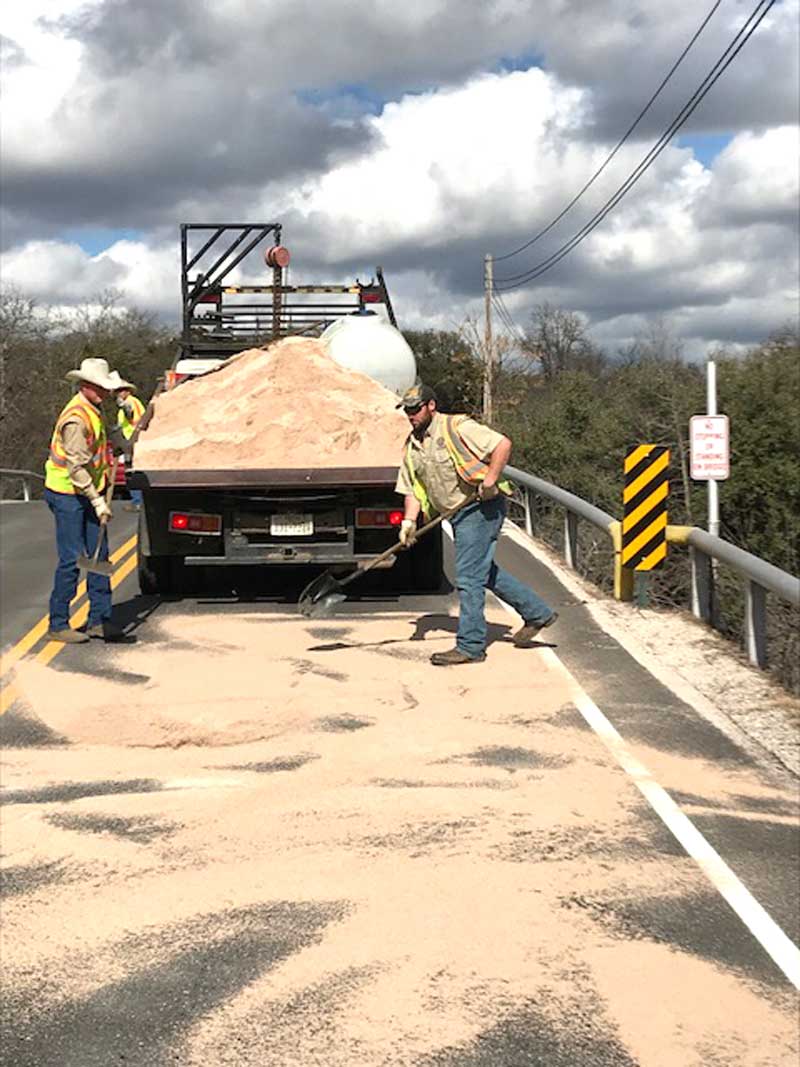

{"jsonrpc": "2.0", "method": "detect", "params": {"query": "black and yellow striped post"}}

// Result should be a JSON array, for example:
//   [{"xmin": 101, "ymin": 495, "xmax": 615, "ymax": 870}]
[{"xmin": 622, "ymin": 445, "xmax": 669, "ymax": 572}]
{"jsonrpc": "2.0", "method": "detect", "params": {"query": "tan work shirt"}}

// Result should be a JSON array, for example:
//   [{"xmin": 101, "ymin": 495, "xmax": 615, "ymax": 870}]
[
  {"xmin": 61, "ymin": 417, "xmax": 102, "ymax": 501},
  {"xmin": 395, "ymin": 412, "xmax": 504, "ymax": 515}
]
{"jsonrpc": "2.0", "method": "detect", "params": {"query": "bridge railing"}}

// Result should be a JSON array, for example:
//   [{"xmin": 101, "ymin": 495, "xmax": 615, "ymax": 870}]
[
  {"xmin": 505, "ymin": 464, "xmax": 800, "ymax": 672},
  {"xmin": 0, "ymin": 469, "xmax": 44, "ymax": 502}
]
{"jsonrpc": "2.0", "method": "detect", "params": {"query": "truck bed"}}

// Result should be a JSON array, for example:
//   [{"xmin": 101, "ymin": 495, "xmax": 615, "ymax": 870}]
[{"xmin": 129, "ymin": 466, "xmax": 400, "ymax": 490}]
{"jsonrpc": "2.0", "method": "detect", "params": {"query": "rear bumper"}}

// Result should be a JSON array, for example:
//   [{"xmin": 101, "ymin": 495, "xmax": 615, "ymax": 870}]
[{"xmin": 184, "ymin": 551, "xmax": 396, "ymax": 567}]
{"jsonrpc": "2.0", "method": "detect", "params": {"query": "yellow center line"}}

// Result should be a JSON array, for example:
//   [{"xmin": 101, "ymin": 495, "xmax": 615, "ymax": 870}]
[
  {"xmin": 0, "ymin": 533, "xmax": 138, "ymax": 679},
  {"xmin": 35, "ymin": 551, "xmax": 139, "ymax": 667}
]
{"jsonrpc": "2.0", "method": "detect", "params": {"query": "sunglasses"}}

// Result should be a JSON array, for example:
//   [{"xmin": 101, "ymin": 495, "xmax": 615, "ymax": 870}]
[{"xmin": 404, "ymin": 403, "xmax": 425, "ymax": 415}]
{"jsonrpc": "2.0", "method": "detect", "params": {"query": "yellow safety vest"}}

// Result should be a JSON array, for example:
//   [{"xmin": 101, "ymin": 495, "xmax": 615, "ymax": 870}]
[
  {"xmin": 403, "ymin": 414, "xmax": 513, "ymax": 520},
  {"xmin": 117, "ymin": 394, "xmax": 145, "ymax": 440},
  {"xmin": 44, "ymin": 394, "xmax": 108, "ymax": 495}
]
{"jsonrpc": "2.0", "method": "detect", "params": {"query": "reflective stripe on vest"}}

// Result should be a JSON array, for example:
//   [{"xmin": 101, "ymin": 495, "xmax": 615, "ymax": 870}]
[
  {"xmin": 403, "ymin": 414, "xmax": 513, "ymax": 519},
  {"xmin": 403, "ymin": 446, "xmax": 431, "ymax": 519},
  {"xmin": 44, "ymin": 394, "xmax": 108, "ymax": 495},
  {"xmin": 117, "ymin": 394, "xmax": 145, "ymax": 440}
]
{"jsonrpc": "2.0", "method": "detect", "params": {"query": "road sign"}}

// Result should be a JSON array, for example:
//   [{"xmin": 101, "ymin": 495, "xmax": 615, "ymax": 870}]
[
  {"xmin": 690, "ymin": 414, "xmax": 729, "ymax": 480},
  {"xmin": 622, "ymin": 445, "xmax": 670, "ymax": 571}
]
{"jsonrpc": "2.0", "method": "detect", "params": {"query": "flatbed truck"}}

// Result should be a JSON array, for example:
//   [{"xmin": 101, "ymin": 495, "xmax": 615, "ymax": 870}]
[{"xmin": 129, "ymin": 223, "xmax": 443, "ymax": 595}]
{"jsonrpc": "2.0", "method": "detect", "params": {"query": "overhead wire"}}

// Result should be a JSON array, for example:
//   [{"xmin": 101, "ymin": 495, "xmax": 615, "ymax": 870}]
[
  {"xmin": 493, "ymin": 0, "xmax": 723, "ymax": 263},
  {"xmin": 494, "ymin": 0, "xmax": 775, "ymax": 292},
  {"xmin": 491, "ymin": 291, "xmax": 526, "ymax": 344}
]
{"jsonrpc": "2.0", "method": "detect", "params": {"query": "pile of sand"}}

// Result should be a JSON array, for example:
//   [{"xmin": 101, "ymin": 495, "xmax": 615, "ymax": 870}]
[{"xmin": 133, "ymin": 338, "xmax": 411, "ymax": 471}]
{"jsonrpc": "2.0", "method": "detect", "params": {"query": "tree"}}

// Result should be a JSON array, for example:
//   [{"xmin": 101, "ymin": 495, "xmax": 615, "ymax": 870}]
[
  {"xmin": 524, "ymin": 302, "xmax": 605, "ymax": 382},
  {"xmin": 0, "ymin": 288, "xmax": 176, "ymax": 493},
  {"xmin": 404, "ymin": 327, "xmax": 483, "ymax": 414}
]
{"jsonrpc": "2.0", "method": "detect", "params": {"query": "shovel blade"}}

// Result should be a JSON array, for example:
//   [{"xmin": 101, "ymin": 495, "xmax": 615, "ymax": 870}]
[
  {"xmin": 297, "ymin": 572, "xmax": 347, "ymax": 617},
  {"xmin": 300, "ymin": 591, "xmax": 348, "ymax": 619},
  {"xmin": 77, "ymin": 555, "xmax": 114, "ymax": 576}
]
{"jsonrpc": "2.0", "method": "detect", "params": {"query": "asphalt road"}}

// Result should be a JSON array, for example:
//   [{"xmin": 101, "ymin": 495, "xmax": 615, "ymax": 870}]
[
  {"xmin": 0, "ymin": 501, "xmax": 139, "ymax": 647},
  {"xmin": 1, "ymin": 505, "xmax": 798, "ymax": 1066}
]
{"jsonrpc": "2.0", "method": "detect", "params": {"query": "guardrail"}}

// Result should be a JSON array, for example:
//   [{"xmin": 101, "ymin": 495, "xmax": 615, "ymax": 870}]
[
  {"xmin": 504, "ymin": 464, "xmax": 800, "ymax": 671},
  {"xmin": 0, "ymin": 468, "xmax": 44, "ymax": 502}
]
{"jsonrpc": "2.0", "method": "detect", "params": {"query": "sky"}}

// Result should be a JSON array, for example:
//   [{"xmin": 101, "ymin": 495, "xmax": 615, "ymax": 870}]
[{"xmin": 1, "ymin": 0, "xmax": 798, "ymax": 357}]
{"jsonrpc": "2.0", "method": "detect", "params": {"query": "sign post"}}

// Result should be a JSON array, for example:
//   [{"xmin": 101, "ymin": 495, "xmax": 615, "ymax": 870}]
[
  {"xmin": 690, "ymin": 360, "xmax": 730, "ymax": 625},
  {"xmin": 691, "ymin": 357, "xmax": 731, "ymax": 536}
]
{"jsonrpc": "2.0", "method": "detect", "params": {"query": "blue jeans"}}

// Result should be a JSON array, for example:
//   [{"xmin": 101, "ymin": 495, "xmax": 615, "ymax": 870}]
[
  {"xmin": 450, "ymin": 497, "xmax": 553, "ymax": 658},
  {"xmin": 129, "ymin": 488, "xmax": 143, "ymax": 506},
  {"xmin": 45, "ymin": 488, "xmax": 112, "ymax": 631}
]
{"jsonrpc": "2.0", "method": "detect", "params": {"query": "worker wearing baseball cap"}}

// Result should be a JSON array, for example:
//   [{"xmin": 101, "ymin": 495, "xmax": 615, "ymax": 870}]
[
  {"xmin": 395, "ymin": 383, "xmax": 557, "ymax": 665},
  {"xmin": 43, "ymin": 357, "xmax": 124, "ymax": 643}
]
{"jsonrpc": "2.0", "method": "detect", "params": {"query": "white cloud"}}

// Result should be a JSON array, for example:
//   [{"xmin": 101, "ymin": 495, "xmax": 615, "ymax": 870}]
[{"xmin": 0, "ymin": 2, "xmax": 797, "ymax": 357}]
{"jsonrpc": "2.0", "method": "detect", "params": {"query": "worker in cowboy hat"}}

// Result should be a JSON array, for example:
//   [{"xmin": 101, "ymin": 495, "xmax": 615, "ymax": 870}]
[
  {"xmin": 108, "ymin": 370, "xmax": 146, "ymax": 510},
  {"xmin": 43, "ymin": 356, "xmax": 125, "ymax": 643}
]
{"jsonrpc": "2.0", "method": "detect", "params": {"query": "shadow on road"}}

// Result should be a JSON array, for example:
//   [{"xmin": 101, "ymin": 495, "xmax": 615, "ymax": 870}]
[
  {"xmin": 112, "ymin": 593, "xmax": 163, "ymax": 637},
  {"xmin": 306, "ymin": 613, "xmax": 513, "ymax": 654}
]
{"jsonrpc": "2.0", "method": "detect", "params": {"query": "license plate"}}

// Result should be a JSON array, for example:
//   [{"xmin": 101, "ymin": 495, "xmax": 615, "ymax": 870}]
[{"xmin": 270, "ymin": 513, "xmax": 313, "ymax": 537}]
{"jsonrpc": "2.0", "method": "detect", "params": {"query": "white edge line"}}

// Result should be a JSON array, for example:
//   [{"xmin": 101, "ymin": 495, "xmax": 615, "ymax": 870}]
[{"xmin": 443, "ymin": 524, "xmax": 800, "ymax": 988}]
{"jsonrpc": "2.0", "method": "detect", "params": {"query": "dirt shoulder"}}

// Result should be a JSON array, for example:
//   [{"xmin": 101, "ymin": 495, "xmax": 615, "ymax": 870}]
[{"xmin": 503, "ymin": 521, "xmax": 800, "ymax": 780}]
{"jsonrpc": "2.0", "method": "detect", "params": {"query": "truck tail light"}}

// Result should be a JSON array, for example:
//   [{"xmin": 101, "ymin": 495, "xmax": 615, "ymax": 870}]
[
  {"xmin": 169, "ymin": 511, "xmax": 222, "ymax": 536},
  {"xmin": 356, "ymin": 508, "xmax": 404, "ymax": 528}
]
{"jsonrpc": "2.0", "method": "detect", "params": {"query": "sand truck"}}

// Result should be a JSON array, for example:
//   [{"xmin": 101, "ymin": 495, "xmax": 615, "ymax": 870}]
[{"xmin": 129, "ymin": 223, "xmax": 443, "ymax": 596}]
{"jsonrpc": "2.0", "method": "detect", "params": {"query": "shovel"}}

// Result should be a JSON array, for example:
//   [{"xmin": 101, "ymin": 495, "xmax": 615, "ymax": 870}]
[
  {"xmin": 78, "ymin": 457, "xmax": 119, "ymax": 577},
  {"xmin": 298, "ymin": 494, "xmax": 478, "ymax": 618}
]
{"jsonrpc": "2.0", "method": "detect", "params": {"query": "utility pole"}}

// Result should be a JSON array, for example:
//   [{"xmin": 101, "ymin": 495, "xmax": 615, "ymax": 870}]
[
  {"xmin": 483, "ymin": 253, "xmax": 494, "ymax": 423},
  {"xmin": 706, "ymin": 355, "xmax": 720, "ymax": 537}
]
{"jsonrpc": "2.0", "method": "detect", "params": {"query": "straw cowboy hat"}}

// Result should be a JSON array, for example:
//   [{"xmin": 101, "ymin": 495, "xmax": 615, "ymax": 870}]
[
  {"xmin": 108, "ymin": 370, "xmax": 137, "ymax": 392},
  {"xmin": 65, "ymin": 357, "xmax": 117, "ymax": 391}
]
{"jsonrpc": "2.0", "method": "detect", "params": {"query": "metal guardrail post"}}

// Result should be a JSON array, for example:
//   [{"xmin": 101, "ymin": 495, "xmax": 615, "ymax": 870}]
[
  {"xmin": 0, "ymin": 468, "xmax": 45, "ymax": 502},
  {"xmin": 690, "ymin": 545, "xmax": 713, "ymax": 623},
  {"xmin": 504, "ymin": 471, "xmax": 799, "ymax": 671},
  {"xmin": 745, "ymin": 581, "xmax": 768, "ymax": 669},
  {"xmin": 564, "ymin": 511, "xmax": 578, "ymax": 570},
  {"xmin": 609, "ymin": 521, "xmax": 634, "ymax": 602},
  {"xmin": 523, "ymin": 488, "xmax": 533, "ymax": 537}
]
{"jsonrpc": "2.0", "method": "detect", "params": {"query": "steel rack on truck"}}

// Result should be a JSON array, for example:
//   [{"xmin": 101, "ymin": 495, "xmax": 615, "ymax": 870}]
[
  {"xmin": 173, "ymin": 221, "xmax": 396, "ymax": 380},
  {"xmin": 129, "ymin": 223, "xmax": 442, "ymax": 597}
]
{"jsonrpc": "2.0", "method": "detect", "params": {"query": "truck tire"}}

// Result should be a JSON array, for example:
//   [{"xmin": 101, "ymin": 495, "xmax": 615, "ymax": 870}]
[
  {"xmin": 137, "ymin": 551, "xmax": 173, "ymax": 595},
  {"xmin": 411, "ymin": 526, "xmax": 444, "ymax": 592}
]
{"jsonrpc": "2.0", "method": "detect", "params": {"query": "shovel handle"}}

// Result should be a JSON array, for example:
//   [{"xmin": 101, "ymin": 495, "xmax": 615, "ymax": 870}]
[
  {"xmin": 89, "ymin": 456, "xmax": 119, "ymax": 563},
  {"xmin": 337, "ymin": 493, "xmax": 479, "ymax": 591}
]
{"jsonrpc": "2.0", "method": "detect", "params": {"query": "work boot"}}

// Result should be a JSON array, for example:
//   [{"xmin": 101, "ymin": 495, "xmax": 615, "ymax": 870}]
[
  {"xmin": 512, "ymin": 611, "xmax": 559, "ymax": 647},
  {"xmin": 47, "ymin": 628, "xmax": 89, "ymax": 644},
  {"xmin": 86, "ymin": 621, "xmax": 127, "ymax": 642},
  {"xmin": 430, "ymin": 648, "xmax": 486, "ymax": 666},
  {"xmin": 123, "ymin": 502, "xmax": 141, "ymax": 513}
]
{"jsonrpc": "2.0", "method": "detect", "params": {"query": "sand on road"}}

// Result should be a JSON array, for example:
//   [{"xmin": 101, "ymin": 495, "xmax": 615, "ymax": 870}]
[{"xmin": 2, "ymin": 600, "xmax": 798, "ymax": 1066}]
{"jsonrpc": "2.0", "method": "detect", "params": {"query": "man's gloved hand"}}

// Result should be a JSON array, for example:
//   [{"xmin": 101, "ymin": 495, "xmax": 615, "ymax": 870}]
[
  {"xmin": 399, "ymin": 519, "xmax": 417, "ymax": 548},
  {"xmin": 92, "ymin": 497, "xmax": 113, "ymax": 524},
  {"xmin": 478, "ymin": 480, "xmax": 499, "ymax": 501}
]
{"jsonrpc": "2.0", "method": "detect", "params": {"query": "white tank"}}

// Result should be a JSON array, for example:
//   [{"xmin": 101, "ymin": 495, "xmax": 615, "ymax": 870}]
[{"xmin": 320, "ymin": 313, "xmax": 417, "ymax": 396}]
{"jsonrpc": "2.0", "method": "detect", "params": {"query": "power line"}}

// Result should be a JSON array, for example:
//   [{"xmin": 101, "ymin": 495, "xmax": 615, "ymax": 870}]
[
  {"xmin": 492, "ymin": 292, "xmax": 525, "ymax": 344},
  {"xmin": 494, "ymin": 0, "xmax": 723, "ymax": 263},
  {"xmin": 495, "ymin": 0, "xmax": 775, "ymax": 293}
]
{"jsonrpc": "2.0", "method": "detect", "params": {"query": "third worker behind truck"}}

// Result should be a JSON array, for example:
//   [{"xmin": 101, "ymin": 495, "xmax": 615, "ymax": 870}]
[
  {"xmin": 109, "ymin": 370, "xmax": 145, "ymax": 509},
  {"xmin": 395, "ymin": 383, "xmax": 558, "ymax": 665}
]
